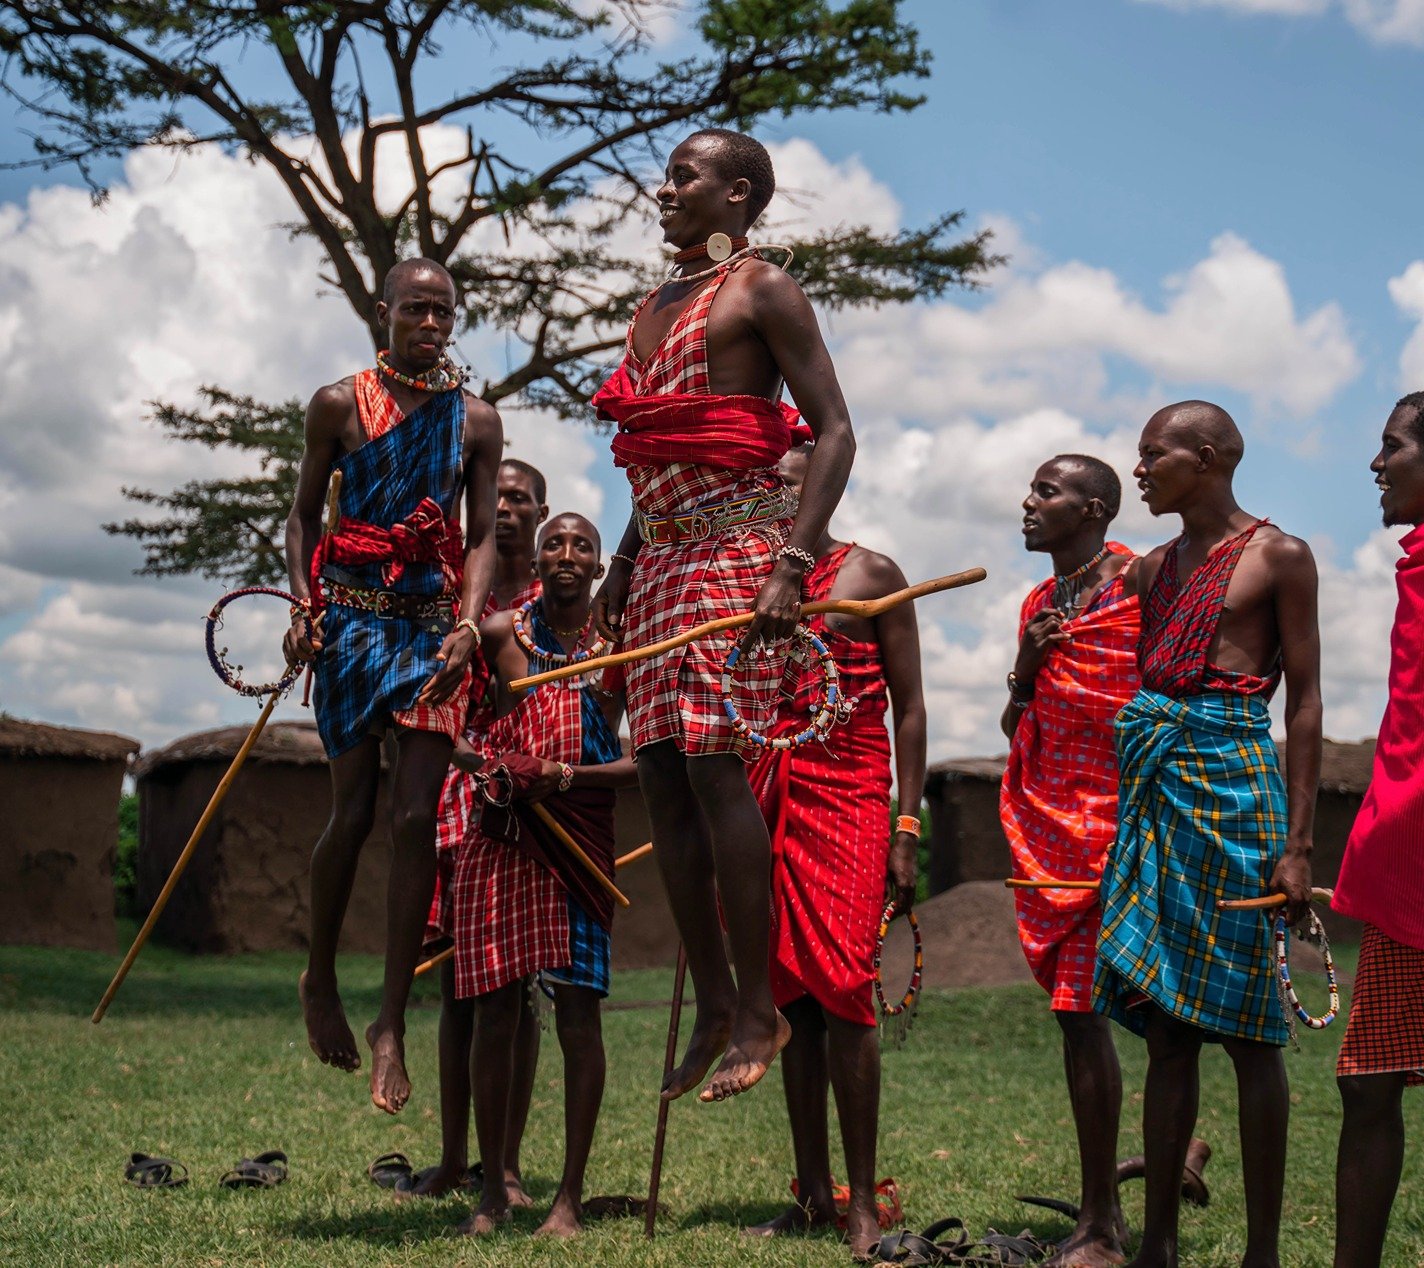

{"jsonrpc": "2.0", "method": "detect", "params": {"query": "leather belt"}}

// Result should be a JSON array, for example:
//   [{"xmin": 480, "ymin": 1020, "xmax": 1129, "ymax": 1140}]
[
  {"xmin": 636, "ymin": 487, "xmax": 793, "ymax": 547},
  {"xmin": 322, "ymin": 580, "xmax": 455, "ymax": 622}
]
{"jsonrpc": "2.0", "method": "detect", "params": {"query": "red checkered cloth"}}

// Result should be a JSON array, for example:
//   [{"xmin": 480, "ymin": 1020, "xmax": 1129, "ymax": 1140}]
[
  {"xmin": 1336, "ymin": 922, "xmax": 1424, "ymax": 1085},
  {"xmin": 611, "ymin": 261, "xmax": 791, "ymax": 756},
  {"xmin": 451, "ymin": 671, "xmax": 585, "ymax": 998},
  {"xmin": 1140, "ymin": 519, "xmax": 1277, "ymax": 698},
  {"xmin": 424, "ymin": 578, "xmax": 542, "ymax": 950},
  {"xmin": 750, "ymin": 545, "xmax": 892, "ymax": 1026},
  {"xmin": 1000, "ymin": 546, "xmax": 1140, "ymax": 1012}
]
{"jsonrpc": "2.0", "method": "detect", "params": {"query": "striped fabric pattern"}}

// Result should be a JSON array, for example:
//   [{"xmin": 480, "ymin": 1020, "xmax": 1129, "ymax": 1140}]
[
  {"xmin": 1336, "ymin": 922, "xmax": 1424, "ymax": 1084},
  {"xmin": 616, "ymin": 261, "xmax": 790, "ymax": 756},
  {"xmin": 1094, "ymin": 689, "xmax": 1290, "ymax": 1046}
]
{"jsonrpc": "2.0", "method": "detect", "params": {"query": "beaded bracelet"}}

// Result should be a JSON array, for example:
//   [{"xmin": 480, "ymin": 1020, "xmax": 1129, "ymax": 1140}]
[
  {"xmin": 1275, "ymin": 909, "xmax": 1340, "ymax": 1030},
  {"xmin": 874, "ymin": 899, "xmax": 923, "ymax": 1018},
  {"xmin": 895, "ymin": 814, "xmax": 921, "ymax": 836},
  {"xmin": 721, "ymin": 624, "xmax": 838, "ymax": 750},
  {"xmin": 453, "ymin": 617, "xmax": 481, "ymax": 644},
  {"xmin": 206, "ymin": 586, "xmax": 309, "ymax": 699},
  {"xmin": 610, "ymin": 552, "xmax": 638, "ymax": 568},
  {"xmin": 778, "ymin": 546, "xmax": 817, "ymax": 571}
]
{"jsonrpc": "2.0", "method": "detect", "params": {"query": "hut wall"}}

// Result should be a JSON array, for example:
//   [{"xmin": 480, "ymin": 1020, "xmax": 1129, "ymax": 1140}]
[
  {"xmin": 609, "ymin": 785, "xmax": 679, "ymax": 969},
  {"xmin": 0, "ymin": 756, "xmax": 124, "ymax": 952},
  {"xmin": 924, "ymin": 769, "xmax": 1012, "ymax": 894}
]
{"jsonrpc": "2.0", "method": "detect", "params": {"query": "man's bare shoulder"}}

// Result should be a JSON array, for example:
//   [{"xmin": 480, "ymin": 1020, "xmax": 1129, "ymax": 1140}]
[
  {"xmin": 1253, "ymin": 523, "xmax": 1317, "ymax": 574},
  {"xmin": 479, "ymin": 608, "xmax": 516, "ymax": 642},
  {"xmin": 730, "ymin": 258, "xmax": 807, "ymax": 305},
  {"xmin": 843, "ymin": 543, "xmax": 910, "ymax": 598},
  {"xmin": 462, "ymin": 390, "xmax": 501, "ymax": 430},
  {"xmin": 309, "ymin": 376, "xmax": 356, "ymax": 412}
]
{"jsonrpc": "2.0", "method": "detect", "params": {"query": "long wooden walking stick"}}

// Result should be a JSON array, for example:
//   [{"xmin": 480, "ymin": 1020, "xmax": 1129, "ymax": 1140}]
[
  {"xmin": 1219, "ymin": 887, "xmax": 1333, "ymax": 910},
  {"xmin": 645, "ymin": 942, "xmax": 688, "ymax": 1239},
  {"xmin": 530, "ymin": 801, "xmax": 630, "ymax": 908},
  {"xmin": 512, "ymin": 568, "xmax": 988, "ymax": 693},
  {"xmin": 1005, "ymin": 878, "xmax": 1100, "ymax": 891},
  {"xmin": 92, "ymin": 688, "xmax": 282, "ymax": 1023}
]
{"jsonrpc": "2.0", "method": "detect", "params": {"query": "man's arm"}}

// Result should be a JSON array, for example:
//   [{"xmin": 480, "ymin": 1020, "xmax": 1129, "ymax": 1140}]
[
  {"xmin": 418, "ymin": 394, "xmax": 503, "ymax": 707},
  {"xmin": 282, "ymin": 384, "xmax": 348, "ymax": 663},
  {"xmin": 871, "ymin": 554, "xmax": 926, "ymax": 913},
  {"xmin": 744, "ymin": 270, "xmax": 856, "ymax": 646},
  {"xmin": 1268, "ymin": 534, "xmax": 1322, "ymax": 924},
  {"xmin": 592, "ymin": 512, "xmax": 640, "ymax": 642}
]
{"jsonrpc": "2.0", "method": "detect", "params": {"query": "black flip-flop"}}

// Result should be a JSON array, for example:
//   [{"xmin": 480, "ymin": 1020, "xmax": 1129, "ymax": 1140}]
[
  {"xmin": 219, "ymin": 1150, "xmax": 288, "ymax": 1189},
  {"xmin": 877, "ymin": 1218, "xmax": 1052, "ymax": 1265},
  {"xmin": 124, "ymin": 1153, "xmax": 189, "ymax": 1189},
  {"xmin": 367, "ymin": 1151, "xmax": 414, "ymax": 1190},
  {"xmin": 396, "ymin": 1162, "xmax": 483, "ymax": 1195}
]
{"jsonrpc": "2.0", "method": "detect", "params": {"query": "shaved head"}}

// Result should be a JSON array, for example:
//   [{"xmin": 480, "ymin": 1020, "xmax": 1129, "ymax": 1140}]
[
  {"xmin": 1149, "ymin": 400, "xmax": 1245, "ymax": 471},
  {"xmin": 381, "ymin": 256, "xmax": 455, "ymax": 305},
  {"xmin": 540, "ymin": 512, "xmax": 600, "ymax": 553}
]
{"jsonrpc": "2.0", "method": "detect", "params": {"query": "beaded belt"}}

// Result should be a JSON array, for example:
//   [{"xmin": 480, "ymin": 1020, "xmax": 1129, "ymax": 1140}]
[
  {"xmin": 636, "ymin": 487, "xmax": 793, "ymax": 547},
  {"xmin": 322, "ymin": 580, "xmax": 455, "ymax": 622}
]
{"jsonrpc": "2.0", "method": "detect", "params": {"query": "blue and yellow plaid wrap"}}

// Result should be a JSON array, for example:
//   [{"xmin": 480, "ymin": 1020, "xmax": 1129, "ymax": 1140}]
[{"xmin": 1093, "ymin": 688, "xmax": 1290, "ymax": 1046}]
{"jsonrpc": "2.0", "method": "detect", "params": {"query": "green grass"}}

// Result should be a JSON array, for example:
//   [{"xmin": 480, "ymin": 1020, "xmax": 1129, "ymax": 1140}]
[{"xmin": 2, "ymin": 933, "xmax": 1420, "ymax": 1266}]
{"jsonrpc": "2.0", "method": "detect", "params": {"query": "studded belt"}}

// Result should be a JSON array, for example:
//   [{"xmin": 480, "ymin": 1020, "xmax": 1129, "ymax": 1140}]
[
  {"xmin": 322, "ymin": 580, "xmax": 456, "ymax": 622},
  {"xmin": 636, "ymin": 487, "xmax": 793, "ymax": 547}
]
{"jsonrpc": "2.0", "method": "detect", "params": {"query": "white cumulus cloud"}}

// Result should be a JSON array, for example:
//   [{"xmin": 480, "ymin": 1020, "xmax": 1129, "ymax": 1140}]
[
  {"xmin": 1388, "ymin": 260, "xmax": 1424, "ymax": 390},
  {"xmin": 1130, "ymin": 0, "xmax": 1424, "ymax": 44}
]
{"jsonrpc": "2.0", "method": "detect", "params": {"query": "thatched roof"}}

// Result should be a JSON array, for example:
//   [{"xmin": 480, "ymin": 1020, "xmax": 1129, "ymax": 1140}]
[
  {"xmin": 929, "ymin": 737, "xmax": 1377, "ymax": 795},
  {"xmin": 0, "ymin": 715, "xmax": 139, "ymax": 762},
  {"xmin": 134, "ymin": 719, "xmax": 331, "ymax": 779}
]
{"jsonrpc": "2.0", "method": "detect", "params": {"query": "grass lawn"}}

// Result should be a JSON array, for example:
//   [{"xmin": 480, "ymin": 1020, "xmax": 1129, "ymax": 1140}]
[{"xmin": 2, "ymin": 930, "xmax": 1420, "ymax": 1267}]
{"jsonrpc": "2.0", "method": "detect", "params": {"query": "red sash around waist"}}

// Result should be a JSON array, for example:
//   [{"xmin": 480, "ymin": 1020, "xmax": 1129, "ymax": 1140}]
[{"xmin": 310, "ymin": 495, "xmax": 464, "ymax": 612}]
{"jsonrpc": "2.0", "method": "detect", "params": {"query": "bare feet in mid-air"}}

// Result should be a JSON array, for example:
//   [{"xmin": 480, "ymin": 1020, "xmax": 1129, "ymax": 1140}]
[
  {"xmin": 660, "ymin": 1009, "xmax": 733, "ymax": 1101},
  {"xmin": 505, "ymin": 1171, "xmax": 535, "ymax": 1209},
  {"xmin": 365, "ymin": 1021, "xmax": 411, "ymax": 1114},
  {"xmin": 533, "ymin": 1192, "xmax": 584, "ymax": 1238},
  {"xmin": 457, "ymin": 1195, "xmax": 510, "ymax": 1237},
  {"xmin": 298, "ymin": 971, "xmax": 360, "ymax": 1071},
  {"xmin": 699, "ymin": 1010, "xmax": 792, "ymax": 1102}
]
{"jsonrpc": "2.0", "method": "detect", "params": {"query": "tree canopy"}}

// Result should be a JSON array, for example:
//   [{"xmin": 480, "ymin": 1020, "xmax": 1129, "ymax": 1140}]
[{"xmin": 1, "ymin": 0, "xmax": 1001, "ymax": 582}]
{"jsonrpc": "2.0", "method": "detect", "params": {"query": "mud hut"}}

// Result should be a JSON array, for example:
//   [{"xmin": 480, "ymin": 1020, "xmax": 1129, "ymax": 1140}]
[{"xmin": 0, "ymin": 715, "xmax": 139, "ymax": 952}]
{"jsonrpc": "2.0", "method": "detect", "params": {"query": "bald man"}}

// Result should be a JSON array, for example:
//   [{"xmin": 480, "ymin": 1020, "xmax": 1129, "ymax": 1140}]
[{"xmin": 1094, "ymin": 401, "xmax": 1320, "ymax": 1268}]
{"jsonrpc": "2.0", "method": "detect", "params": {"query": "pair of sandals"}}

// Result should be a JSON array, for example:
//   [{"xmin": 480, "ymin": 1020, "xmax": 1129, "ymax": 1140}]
[
  {"xmin": 874, "ymin": 1217, "xmax": 1053, "ymax": 1265},
  {"xmin": 125, "ymin": 1150, "xmax": 288, "ymax": 1190},
  {"xmin": 367, "ymin": 1152, "xmax": 482, "ymax": 1195}
]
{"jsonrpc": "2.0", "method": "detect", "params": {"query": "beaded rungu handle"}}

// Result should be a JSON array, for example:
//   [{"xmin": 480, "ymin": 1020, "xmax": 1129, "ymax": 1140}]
[
  {"xmin": 205, "ymin": 587, "xmax": 310, "ymax": 699},
  {"xmin": 720, "ymin": 624, "xmax": 839, "ymax": 750}
]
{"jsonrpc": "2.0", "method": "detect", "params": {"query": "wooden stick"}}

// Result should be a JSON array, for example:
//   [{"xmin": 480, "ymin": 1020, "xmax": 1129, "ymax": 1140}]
[
  {"xmin": 412, "ymin": 838, "xmax": 653, "ymax": 979},
  {"xmin": 530, "ymin": 801, "xmax": 630, "ymax": 908},
  {"xmin": 92, "ymin": 689, "xmax": 282, "ymax": 1023},
  {"xmin": 1005, "ymin": 878, "xmax": 1100, "ymax": 890},
  {"xmin": 302, "ymin": 470, "xmax": 343, "ymax": 708},
  {"xmin": 1218, "ymin": 887, "xmax": 1334, "ymax": 911},
  {"xmin": 645, "ymin": 943, "xmax": 688, "ymax": 1239},
  {"xmin": 511, "ymin": 567, "xmax": 988, "ymax": 692}
]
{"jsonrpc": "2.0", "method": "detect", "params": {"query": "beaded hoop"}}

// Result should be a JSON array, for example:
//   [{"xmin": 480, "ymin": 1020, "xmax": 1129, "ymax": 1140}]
[
  {"xmin": 1275, "ymin": 909, "xmax": 1340, "ymax": 1030},
  {"xmin": 720, "ymin": 624, "xmax": 839, "ymax": 750},
  {"xmin": 512, "ymin": 600, "xmax": 610, "ymax": 668},
  {"xmin": 873, "ymin": 900, "xmax": 923, "ymax": 1018},
  {"xmin": 205, "ymin": 586, "xmax": 310, "ymax": 699}
]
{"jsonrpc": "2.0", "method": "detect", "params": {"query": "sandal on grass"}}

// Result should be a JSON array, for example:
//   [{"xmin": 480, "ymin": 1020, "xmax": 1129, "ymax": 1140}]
[
  {"xmin": 396, "ymin": 1162, "xmax": 484, "ymax": 1195},
  {"xmin": 219, "ymin": 1150, "xmax": 288, "ymax": 1189},
  {"xmin": 583, "ymin": 1194, "xmax": 649, "ymax": 1220},
  {"xmin": 877, "ymin": 1218, "xmax": 1052, "ymax": 1265},
  {"xmin": 124, "ymin": 1153, "xmax": 189, "ymax": 1190},
  {"xmin": 367, "ymin": 1151, "xmax": 414, "ymax": 1189}
]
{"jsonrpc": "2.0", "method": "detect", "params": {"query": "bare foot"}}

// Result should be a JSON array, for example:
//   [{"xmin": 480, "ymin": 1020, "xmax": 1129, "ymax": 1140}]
[
  {"xmin": 744, "ymin": 1201, "xmax": 835, "ymax": 1237},
  {"xmin": 399, "ymin": 1164, "xmax": 469, "ymax": 1200},
  {"xmin": 298, "ymin": 971, "xmax": 360, "ymax": 1071},
  {"xmin": 533, "ymin": 1192, "xmax": 584, "ymax": 1238},
  {"xmin": 365, "ymin": 1021, "xmax": 411, "ymax": 1114},
  {"xmin": 845, "ymin": 1198, "xmax": 881, "ymax": 1262},
  {"xmin": 660, "ymin": 1010, "xmax": 733, "ymax": 1101},
  {"xmin": 505, "ymin": 1171, "xmax": 535, "ymax": 1209},
  {"xmin": 456, "ymin": 1196, "xmax": 510, "ymax": 1237},
  {"xmin": 1046, "ymin": 1229, "xmax": 1127, "ymax": 1268},
  {"xmin": 699, "ymin": 1010, "xmax": 792, "ymax": 1102}
]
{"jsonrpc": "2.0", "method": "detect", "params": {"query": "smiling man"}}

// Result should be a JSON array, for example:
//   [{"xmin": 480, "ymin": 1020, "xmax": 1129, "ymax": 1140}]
[
  {"xmin": 591, "ymin": 129, "xmax": 856, "ymax": 1104},
  {"xmin": 1330, "ymin": 392, "xmax": 1424, "ymax": 1268},
  {"xmin": 283, "ymin": 256, "xmax": 502, "ymax": 1114},
  {"xmin": 1094, "ymin": 401, "xmax": 1321, "ymax": 1268},
  {"xmin": 1000, "ymin": 453, "xmax": 1138, "ymax": 1268}
]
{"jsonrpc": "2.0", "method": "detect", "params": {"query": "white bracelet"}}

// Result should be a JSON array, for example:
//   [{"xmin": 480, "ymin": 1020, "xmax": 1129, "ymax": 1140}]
[
  {"xmin": 557, "ymin": 763, "xmax": 574, "ymax": 793},
  {"xmin": 779, "ymin": 546, "xmax": 816, "ymax": 571}
]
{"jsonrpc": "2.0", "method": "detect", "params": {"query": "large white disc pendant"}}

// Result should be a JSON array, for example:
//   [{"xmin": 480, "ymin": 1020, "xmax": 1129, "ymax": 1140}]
[{"xmin": 706, "ymin": 232, "xmax": 733, "ymax": 262}]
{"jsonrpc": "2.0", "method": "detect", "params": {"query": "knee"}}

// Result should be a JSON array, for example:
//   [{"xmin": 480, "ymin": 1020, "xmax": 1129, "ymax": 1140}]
[
  {"xmin": 684, "ymin": 754, "xmax": 741, "ymax": 801},
  {"xmin": 554, "ymin": 1000, "xmax": 603, "ymax": 1051},
  {"xmin": 1338, "ymin": 1074, "xmax": 1402, "ymax": 1118},
  {"xmin": 1144, "ymin": 1014, "xmax": 1203, "ymax": 1063},
  {"xmin": 390, "ymin": 803, "xmax": 437, "ymax": 852},
  {"xmin": 475, "ymin": 989, "xmax": 522, "ymax": 1039}
]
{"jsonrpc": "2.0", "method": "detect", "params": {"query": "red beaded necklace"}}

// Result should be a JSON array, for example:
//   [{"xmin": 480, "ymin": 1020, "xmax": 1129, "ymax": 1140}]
[
  {"xmin": 672, "ymin": 234, "xmax": 748, "ymax": 266},
  {"xmin": 376, "ymin": 349, "xmax": 466, "ymax": 393}
]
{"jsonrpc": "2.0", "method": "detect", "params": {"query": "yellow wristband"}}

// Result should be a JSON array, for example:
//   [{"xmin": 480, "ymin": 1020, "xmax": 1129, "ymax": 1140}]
[{"xmin": 895, "ymin": 814, "xmax": 921, "ymax": 835}]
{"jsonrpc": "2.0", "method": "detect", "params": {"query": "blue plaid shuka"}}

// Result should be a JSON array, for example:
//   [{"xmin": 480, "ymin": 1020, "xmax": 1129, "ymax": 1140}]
[
  {"xmin": 1093, "ymin": 688, "xmax": 1290, "ymax": 1046},
  {"xmin": 312, "ymin": 384, "xmax": 465, "ymax": 758}
]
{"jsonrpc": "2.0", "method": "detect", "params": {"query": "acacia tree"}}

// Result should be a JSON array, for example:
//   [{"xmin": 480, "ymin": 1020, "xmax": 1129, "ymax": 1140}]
[{"xmin": 1, "ymin": 0, "xmax": 1000, "ymax": 584}]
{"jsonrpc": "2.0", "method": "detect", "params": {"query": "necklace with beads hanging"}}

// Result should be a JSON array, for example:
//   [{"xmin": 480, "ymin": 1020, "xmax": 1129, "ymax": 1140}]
[
  {"xmin": 512, "ymin": 599, "xmax": 610, "ymax": 670},
  {"xmin": 1052, "ymin": 545, "xmax": 1112, "ymax": 616},
  {"xmin": 376, "ymin": 349, "xmax": 467, "ymax": 393}
]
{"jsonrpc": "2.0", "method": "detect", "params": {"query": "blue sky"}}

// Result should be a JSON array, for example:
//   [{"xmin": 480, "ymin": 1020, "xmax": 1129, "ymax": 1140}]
[{"xmin": 0, "ymin": 0, "xmax": 1418, "ymax": 752}]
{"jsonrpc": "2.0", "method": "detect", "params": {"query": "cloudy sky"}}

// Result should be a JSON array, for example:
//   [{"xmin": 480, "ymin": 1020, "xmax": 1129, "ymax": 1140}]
[{"xmin": 0, "ymin": 0, "xmax": 1419, "ymax": 758}]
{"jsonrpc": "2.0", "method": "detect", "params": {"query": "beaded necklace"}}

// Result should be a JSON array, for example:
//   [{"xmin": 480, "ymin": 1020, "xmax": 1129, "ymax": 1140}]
[
  {"xmin": 512, "ymin": 598, "xmax": 610, "ymax": 669},
  {"xmin": 375, "ymin": 349, "xmax": 466, "ymax": 393},
  {"xmin": 1052, "ymin": 544, "xmax": 1112, "ymax": 616}
]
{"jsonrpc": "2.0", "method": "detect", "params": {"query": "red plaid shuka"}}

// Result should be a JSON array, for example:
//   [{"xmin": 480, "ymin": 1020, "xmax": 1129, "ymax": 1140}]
[
  {"xmin": 750, "ymin": 545, "xmax": 891, "ymax": 1026},
  {"xmin": 1140, "ymin": 519, "xmax": 1277, "ymax": 698},
  {"xmin": 604, "ymin": 260, "xmax": 793, "ymax": 756},
  {"xmin": 451, "ymin": 669, "xmax": 585, "ymax": 998},
  {"xmin": 1336, "ymin": 922, "xmax": 1424, "ymax": 1085},
  {"xmin": 1000, "ymin": 545, "xmax": 1140, "ymax": 1011},
  {"xmin": 425, "ymin": 577, "xmax": 542, "ymax": 950}
]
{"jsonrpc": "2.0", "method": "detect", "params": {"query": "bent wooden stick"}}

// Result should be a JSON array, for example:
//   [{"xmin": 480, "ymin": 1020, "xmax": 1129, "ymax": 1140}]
[
  {"xmin": 1218, "ymin": 887, "xmax": 1334, "ymax": 911},
  {"xmin": 530, "ymin": 801, "xmax": 630, "ymax": 909},
  {"xmin": 511, "ymin": 567, "xmax": 988, "ymax": 692},
  {"xmin": 645, "ymin": 943, "xmax": 688, "ymax": 1239},
  {"xmin": 1005, "ymin": 878, "xmax": 1100, "ymax": 891},
  {"xmin": 412, "ymin": 838, "xmax": 653, "ymax": 979},
  {"xmin": 92, "ymin": 689, "xmax": 283, "ymax": 1023}
]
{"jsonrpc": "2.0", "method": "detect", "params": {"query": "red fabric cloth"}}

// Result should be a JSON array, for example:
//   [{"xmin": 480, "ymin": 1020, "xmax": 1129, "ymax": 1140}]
[
  {"xmin": 750, "ymin": 545, "xmax": 891, "ymax": 1026},
  {"xmin": 1139, "ymin": 519, "xmax": 1277, "ymax": 698},
  {"xmin": 317, "ymin": 497, "xmax": 465, "ymax": 591},
  {"xmin": 1000, "ymin": 546, "xmax": 1140, "ymax": 1011},
  {"xmin": 1333, "ymin": 523, "xmax": 1424, "ymax": 949},
  {"xmin": 1335, "ymin": 923, "xmax": 1424, "ymax": 1084},
  {"xmin": 608, "ymin": 257, "xmax": 791, "ymax": 756}
]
